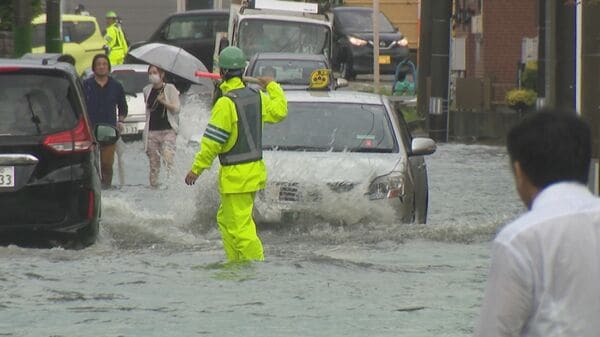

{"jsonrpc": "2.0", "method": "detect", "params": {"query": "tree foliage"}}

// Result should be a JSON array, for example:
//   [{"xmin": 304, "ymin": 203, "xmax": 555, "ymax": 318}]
[{"xmin": 0, "ymin": 0, "xmax": 43, "ymax": 31}]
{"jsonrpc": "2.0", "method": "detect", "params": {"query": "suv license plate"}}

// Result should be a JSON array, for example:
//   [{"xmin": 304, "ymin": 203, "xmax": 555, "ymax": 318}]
[
  {"xmin": 0, "ymin": 166, "xmax": 15, "ymax": 187},
  {"xmin": 378, "ymin": 55, "xmax": 391, "ymax": 64},
  {"xmin": 121, "ymin": 124, "xmax": 138, "ymax": 135}
]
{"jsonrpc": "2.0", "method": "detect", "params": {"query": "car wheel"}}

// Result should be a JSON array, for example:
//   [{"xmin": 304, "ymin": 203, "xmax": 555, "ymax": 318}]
[
  {"xmin": 415, "ymin": 192, "xmax": 428, "ymax": 224},
  {"xmin": 340, "ymin": 61, "xmax": 356, "ymax": 80},
  {"xmin": 66, "ymin": 220, "xmax": 99, "ymax": 249}
]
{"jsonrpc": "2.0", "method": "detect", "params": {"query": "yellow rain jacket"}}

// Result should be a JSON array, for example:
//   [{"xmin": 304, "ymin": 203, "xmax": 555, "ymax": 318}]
[
  {"xmin": 191, "ymin": 77, "xmax": 287, "ymax": 193},
  {"xmin": 104, "ymin": 23, "xmax": 128, "ymax": 65}
]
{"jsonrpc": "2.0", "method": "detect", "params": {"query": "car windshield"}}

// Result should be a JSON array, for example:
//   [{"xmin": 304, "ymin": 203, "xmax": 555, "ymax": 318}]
[
  {"xmin": 0, "ymin": 71, "xmax": 78, "ymax": 136},
  {"xmin": 263, "ymin": 102, "xmax": 396, "ymax": 152},
  {"xmin": 112, "ymin": 70, "xmax": 148, "ymax": 95},
  {"xmin": 336, "ymin": 11, "xmax": 396, "ymax": 33},
  {"xmin": 251, "ymin": 59, "xmax": 328, "ymax": 85},
  {"xmin": 32, "ymin": 20, "xmax": 96, "ymax": 47},
  {"xmin": 238, "ymin": 19, "xmax": 330, "ymax": 59},
  {"xmin": 164, "ymin": 15, "xmax": 227, "ymax": 40}
]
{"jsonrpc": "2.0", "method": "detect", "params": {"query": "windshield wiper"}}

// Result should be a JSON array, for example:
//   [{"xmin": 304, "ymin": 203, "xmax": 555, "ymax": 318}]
[
  {"xmin": 347, "ymin": 147, "xmax": 393, "ymax": 153},
  {"xmin": 25, "ymin": 93, "xmax": 42, "ymax": 135},
  {"xmin": 264, "ymin": 145, "xmax": 332, "ymax": 152}
]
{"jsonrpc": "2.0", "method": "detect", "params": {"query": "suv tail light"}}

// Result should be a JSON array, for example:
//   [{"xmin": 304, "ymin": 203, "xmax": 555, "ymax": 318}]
[{"xmin": 43, "ymin": 117, "xmax": 94, "ymax": 154}]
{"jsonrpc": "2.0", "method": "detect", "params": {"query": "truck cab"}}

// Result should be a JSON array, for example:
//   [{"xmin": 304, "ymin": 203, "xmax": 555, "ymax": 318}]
[{"xmin": 220, "ymin": 0, "xmax": 334, "ymax": 64}]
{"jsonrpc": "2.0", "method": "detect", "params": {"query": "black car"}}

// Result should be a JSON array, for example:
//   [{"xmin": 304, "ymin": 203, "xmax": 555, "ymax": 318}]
[
  {"xmin": 331, "ymin": 7, "xmax": 410, "ymax": 80},
  {"xmin": 126, "ymin": 9, "xmax": 229, "ymax": 71},
  {"xmin": 0, "ymin": 57, "xmax": 118, "ymax": 248},
  {"xmin": 244, "ymin": 52, "xmax": 347, "ymax": 90}
]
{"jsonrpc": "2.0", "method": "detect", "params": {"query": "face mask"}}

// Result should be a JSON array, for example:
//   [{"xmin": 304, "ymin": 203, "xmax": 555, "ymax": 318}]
[{"xmin": 149, "ymin": 74, "xmax": 161, "ymax": 84}]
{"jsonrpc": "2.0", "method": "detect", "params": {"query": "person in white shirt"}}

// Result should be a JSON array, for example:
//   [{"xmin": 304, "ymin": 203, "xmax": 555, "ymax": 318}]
[{"xmin": 473, "ymin": 110, "xmax": 600, "ymax": 337}]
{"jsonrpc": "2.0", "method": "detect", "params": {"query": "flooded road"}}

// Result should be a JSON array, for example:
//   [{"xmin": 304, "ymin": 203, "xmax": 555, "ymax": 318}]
[{"xmin": 0, "ymin": 96, "xmax": 524, "ymax": 337}]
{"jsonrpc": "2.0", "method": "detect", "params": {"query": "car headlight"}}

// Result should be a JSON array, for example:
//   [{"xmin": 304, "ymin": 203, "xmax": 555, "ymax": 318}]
[
  {"xmin": 366, "ymin": 172, "xmax": 405, "ymax": 200},
  {"xmin": 396, "ymin": 38, "xmax": 409, "ymax": 47},
  {"xmin": 348, "ymin": 36, "xmax": 368, "ymax": 47}
]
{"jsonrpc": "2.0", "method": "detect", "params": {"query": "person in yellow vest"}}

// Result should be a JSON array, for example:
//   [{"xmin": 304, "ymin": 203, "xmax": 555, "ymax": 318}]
[
  {"xmin": 104, "ymin": 11, "xmax": 128, "ymax": 66},
  {"xmin": 184, "ymin": 46, "xmax": 287, "ymax": 262}
]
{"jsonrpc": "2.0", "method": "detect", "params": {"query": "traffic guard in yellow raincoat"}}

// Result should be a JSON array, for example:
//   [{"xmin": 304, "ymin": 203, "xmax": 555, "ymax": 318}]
[{"xmin": 185, "ymin": 46, "xmax": 287, "ymax": 262}]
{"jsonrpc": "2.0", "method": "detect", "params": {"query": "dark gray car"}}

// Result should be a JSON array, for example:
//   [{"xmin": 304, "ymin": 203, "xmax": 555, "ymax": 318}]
[
  {"xmin": 126, "ymin": 10, "xmax": 228, "ymax": 71},
  {"xmin": 0, "ymin": 57, "xmax": 118, "ymax": 248}
]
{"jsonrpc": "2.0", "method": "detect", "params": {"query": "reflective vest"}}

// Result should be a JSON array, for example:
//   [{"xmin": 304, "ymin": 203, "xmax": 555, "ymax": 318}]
[{"xmin": 218, "ymin": 87, "xmax": 262, "ymax": 166}]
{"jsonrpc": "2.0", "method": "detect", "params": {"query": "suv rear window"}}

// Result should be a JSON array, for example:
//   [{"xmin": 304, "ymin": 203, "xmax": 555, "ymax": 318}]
[
  {"xmin": 32, "ymin": 21, "xmax": 96, "ymax": 47},
  {"xmin": 0, "ymin": 70, "xmax": 78, "ymax": 136}
]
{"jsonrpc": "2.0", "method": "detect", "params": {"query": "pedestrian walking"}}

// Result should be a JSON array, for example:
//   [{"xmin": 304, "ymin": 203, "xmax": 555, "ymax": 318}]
[
  {"xmin": 143, "ymin": 64, "xmax": 181, "ymax": 188},
  {"xmin": 184, "ymin": 46, "xmax": 287, "ymax": 262},
  {"xmin": 473, "ymin": 110, "xmax": 600, "ymax": 337},
  {"xmin": 104, "ymin": 10, "xmax": 128, "ymax": 66},
  {"xmin": 83, "ymin": 54, "xmax": 128, "ymax": 189}
]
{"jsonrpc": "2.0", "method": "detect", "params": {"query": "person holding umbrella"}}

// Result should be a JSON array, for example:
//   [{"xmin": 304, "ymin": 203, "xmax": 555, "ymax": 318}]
[
  {"xmin": 184, "ymin": 46, "xmax": 287, "ymax": 262},
  {"xmin": 143, "ymin": 65, "xmax": 181, "ymax": 188}
]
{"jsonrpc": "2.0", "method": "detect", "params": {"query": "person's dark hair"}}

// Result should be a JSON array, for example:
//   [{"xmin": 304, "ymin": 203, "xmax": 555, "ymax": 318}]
[
  {"xmin": 57, "ymin": 54, "xmax": 75, "ymax": 66},
  {"xmin": 507, "ymin": 109, "xmax": 591, "ymax": 188},
  {"xmin": 91, "ymin": 53, "xmax": 111, "ymax": 72}
]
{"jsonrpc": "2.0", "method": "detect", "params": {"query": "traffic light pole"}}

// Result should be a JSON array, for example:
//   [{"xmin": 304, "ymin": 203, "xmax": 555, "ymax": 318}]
[
  {"xmin": 46, "ymin": 0, "xmax": 62, "ymax": 54},
  {"xmin": 427, "ymin": 0, "xmax": 451, "ymax": 142},
  {"xmin": 13, "ymin": 0, "xmax": 32, "ymax": 57}
]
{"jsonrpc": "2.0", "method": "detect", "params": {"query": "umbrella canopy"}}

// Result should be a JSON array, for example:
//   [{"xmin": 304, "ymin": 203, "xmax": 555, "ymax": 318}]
[{"xmin": 128, "ymin": 43, "xmax": 213, "ymax": 87}]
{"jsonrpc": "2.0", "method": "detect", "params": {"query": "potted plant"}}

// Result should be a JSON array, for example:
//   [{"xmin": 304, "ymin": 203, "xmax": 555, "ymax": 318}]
[{"xmin": 506, "ymin": 88, "xmax": 537, "ymax": 115}]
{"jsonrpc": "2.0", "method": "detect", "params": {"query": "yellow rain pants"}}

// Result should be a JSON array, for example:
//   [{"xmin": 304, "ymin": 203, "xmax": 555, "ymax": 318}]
[{"xmin": 217, "ymin": 192, "xmax": 264, "ymax": 261}]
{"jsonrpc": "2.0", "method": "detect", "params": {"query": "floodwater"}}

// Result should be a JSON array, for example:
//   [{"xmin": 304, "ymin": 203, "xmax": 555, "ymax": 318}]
[{"xmin": 0, "ymin": 94, "xmax": 524, "ymax": 337}]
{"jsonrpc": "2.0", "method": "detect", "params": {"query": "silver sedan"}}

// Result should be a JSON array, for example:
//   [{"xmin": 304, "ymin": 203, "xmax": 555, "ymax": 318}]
[{"xmin": 256, "ymin": 90, "xmax": 436, "ymax": 225}]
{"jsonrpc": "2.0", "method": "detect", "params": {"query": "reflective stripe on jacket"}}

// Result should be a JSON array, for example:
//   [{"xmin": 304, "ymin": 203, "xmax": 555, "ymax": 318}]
[
  {"xmin": 190, "ymin": 77, "xmax": 287, "ymax": 194},
  {"xmin": 218, "ymin": 87, "xmax": 262, "ymax": 166}
]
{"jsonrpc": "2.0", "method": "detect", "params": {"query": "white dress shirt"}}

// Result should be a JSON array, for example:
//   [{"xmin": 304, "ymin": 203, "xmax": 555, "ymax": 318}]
[{"xmin": 474, "ymin": 182, "xmax": 600, "ymax": 337}]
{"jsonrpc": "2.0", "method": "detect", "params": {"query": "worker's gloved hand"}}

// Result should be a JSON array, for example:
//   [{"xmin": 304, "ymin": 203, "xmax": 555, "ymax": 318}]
[
  {"xmin": 256, "ymin": 76, "xmax": 274, "ymax": 89},
  {"xmin": 184, "ymin": 171, "xmax": 199, "ymax": 186}
]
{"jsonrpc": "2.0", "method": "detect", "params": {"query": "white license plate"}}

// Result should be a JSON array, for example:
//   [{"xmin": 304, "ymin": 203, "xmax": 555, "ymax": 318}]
[
  {"xmin": 121, "ymin": 124, "xmax": 138, "ymax": 135},
  {"xmin": 0, "ymin": 166, "xmax": 15, "ymax": 187}
]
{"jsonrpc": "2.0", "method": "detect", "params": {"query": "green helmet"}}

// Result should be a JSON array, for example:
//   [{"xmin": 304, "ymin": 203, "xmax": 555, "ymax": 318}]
[
  {"xmin": 106, "ymin": 10, "xmax": 118, "ymax": 18},
  {"xmin": 218, "ymin": 47, "xmax": 247, "ymax": 70}
]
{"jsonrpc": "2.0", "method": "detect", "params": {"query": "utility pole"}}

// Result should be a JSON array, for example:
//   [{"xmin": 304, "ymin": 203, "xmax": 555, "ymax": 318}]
[
  {"xmin": 580, "ymin": 1, "xmax": 600, "ymax": 193},
  {"xmin": 555, "ymin": 2, "xmax": 576, "ymax": 111},
  {"xmin": 46, "ymin": 0, "xmax": 62, "ymax": 54},
  {"xmin": 373, "ymin": 0, "xmax": 380, "ymax": 93},
  {"xmin": 417, "ymin": 0, "xmax": 432, "ymax": 127},
  {"xmin": 536, "ymin": 0, "xmax": 546, "ymax": 108},
  {"xmin": 544, "ymin": 0, "xmax": 557, "ymax": 108},
  {"xmin": 427, "ymin": 0, "xmax": 451, "ymax": 142},
  {"xmin": 13, "ymin": 0, "xmax": 32, "ymax": 57}
]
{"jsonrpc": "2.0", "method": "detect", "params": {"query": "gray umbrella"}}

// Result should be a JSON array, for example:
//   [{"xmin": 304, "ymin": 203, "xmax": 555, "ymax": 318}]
[{"xmin": 128, "ymin": 43, "xmax": 213, "ymax": 87}]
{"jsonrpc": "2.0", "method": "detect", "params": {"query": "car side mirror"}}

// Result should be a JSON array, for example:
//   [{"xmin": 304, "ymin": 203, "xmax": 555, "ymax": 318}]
[
  {"xmin": 94, "ymin": 123, "xmax": 119, "ymax": 145},
  {"xmin": 218, "ymin": 37, "xmax": 229, "ymax": 53},
  {"xmin": 335, "ymin": 78, "xmax": 348, "ymax": 89},
  {"xmin": 410, "ymin": 137, "xmax": 436, "ymax": 156}
]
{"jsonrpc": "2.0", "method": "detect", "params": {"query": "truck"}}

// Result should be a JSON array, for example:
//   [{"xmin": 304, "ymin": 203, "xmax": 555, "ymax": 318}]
[{"xmin": 217, "ymin": 0, "xmax": 334, "ymax": 64}]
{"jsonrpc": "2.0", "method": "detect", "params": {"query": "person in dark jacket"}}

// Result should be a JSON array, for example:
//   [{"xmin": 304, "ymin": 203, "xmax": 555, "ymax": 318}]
[{"xmin": 83, "ymin": 54, "xmax": 128, "ymax": 189}]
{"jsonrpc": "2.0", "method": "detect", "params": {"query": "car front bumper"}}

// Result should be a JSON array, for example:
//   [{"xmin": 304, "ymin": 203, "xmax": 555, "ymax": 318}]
[{"xmin": 349, "ymin": 46, "xmax": 410, "ymax": 74}]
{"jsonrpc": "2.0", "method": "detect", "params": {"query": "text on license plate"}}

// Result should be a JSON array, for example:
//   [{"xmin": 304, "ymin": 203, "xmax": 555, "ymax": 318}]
[
  {"xmin": 0, "ymin": 166, "xmax": 15, "ymax": 187},
  {"xmin": 378, "ymin": 55, "xmax": 391, "ymax": 64}
]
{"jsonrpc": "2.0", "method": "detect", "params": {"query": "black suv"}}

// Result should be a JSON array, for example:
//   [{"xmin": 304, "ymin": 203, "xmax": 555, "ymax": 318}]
[
  {"xmin": 0, "ymin": 57, "xmax": 118, "ymax": 248},
  {"xmin": 126, "ymin": 9, "xmax": 229, "ymax": 71},
  {"xmin": 331, "ymin": 7, "xmax": 410, "ymax": 80}
]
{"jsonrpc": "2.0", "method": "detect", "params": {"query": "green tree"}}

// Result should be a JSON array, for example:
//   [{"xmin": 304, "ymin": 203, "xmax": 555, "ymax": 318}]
[{"xmin": 0, "ymin": 0, "xmax": 43, "ymax": 31}]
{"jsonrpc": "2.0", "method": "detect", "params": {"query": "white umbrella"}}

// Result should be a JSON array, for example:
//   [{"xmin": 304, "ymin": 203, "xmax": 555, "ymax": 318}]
[{"xmin": 128, "ymin": 43, "xmax": 213, "ymax": 87}]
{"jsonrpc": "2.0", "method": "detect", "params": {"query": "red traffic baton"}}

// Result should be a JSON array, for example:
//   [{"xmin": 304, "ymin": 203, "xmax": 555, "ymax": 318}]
[
  {"xmin": 195, "ymin": 71, "xmax": 261, "ymax": 84},
  {"xmin": 195, "ymin": 71, "xmax": 222, "ymax": 79}
]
